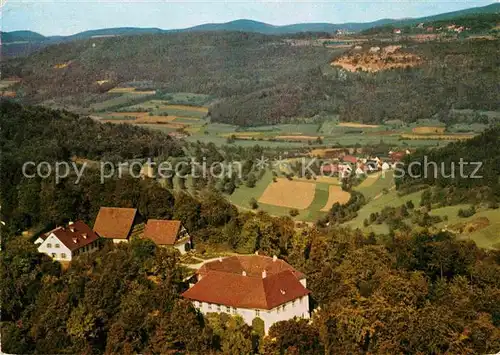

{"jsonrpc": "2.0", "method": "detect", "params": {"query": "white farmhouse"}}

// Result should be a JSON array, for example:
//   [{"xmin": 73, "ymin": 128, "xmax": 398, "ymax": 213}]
[
  {"xmin": 182, "ymin": 255, "xmax": 310, "ymax": 334},
  {"xmin": 35, "ymin": 221, "xmax": 99, "ymax": 261}
]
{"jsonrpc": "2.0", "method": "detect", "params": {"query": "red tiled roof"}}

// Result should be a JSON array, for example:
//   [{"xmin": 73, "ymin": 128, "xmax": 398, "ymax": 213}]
[
  {"xmin": 342, "ymin": 155, "xmax": 358, "ymax": 164},
  {"xmin": 182, "ymin": 269, "xmax": 309, "ymax": 310},
  {"xmin": 46, "ymin": 221, "xmax": 99, "ymax": 251},
  {"xmin": 143, "ymin": 220, "xmax": 182, "ymax": 246},
  {"xmin": 93, "ymin": 207, "xmax": 137, "ymax": 240},
  {"xmin": 321, "ymin": 163, "xmax": 339, "ymax": 174},
  {"xmin": 198, "ymin": 255, "xmax": 305, "ymax": 279}
]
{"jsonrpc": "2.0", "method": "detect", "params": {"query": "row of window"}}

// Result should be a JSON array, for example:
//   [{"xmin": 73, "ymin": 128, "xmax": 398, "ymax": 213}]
[
  {"xmin": 46, "ymin": 243, "xmax": 60, "ymax": 248},
  {"xmin": 194, "ymin": 296, "xmax": 306, "ymax": 317},
  {"xmin": 51, "ymin": 253, "xmax": 67, "ymax": 259}
]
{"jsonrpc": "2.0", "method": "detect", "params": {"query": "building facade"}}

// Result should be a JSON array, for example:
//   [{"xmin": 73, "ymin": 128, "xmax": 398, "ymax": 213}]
[
  {"xmin": 35, "ymin": 221, "xmax": 99, "ymax": 261},
  {"xmin": 183, "ymin": 255, "xmax": 310, "ymax": 334}
]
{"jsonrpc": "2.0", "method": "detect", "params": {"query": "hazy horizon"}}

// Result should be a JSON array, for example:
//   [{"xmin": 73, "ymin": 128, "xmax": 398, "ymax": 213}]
[{"xmin": 1, "ymin": 0, "xmax": 494, "ymax": 36}]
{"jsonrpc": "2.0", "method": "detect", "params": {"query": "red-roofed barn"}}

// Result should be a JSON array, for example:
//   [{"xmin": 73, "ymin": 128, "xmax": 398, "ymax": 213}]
[
  {"xmin": 143, "ymin": 219, "xmax": 191, "ymax": 254},
  {"xmin": 182, "ymin": 255, "xmax": 310, "ymax": 334},
  {"xmin": 93, "ymin": 207, "xmax": 139, "ymax": 243}
]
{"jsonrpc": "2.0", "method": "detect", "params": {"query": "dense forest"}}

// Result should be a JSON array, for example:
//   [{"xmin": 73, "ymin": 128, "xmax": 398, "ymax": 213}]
[
  {"xmin": 2, "ymin": 222, "xmax": 500, "ymax": 353},
  {"xmin": 4, "ymin": 32, "xmax": 499, "ymax": 126},
  {"xmin": 0, "ymin": 101, "xmax": 182, "ymax": 231},
  {"xmin": 396, "ymin": 127, "xmax": 500, "ymax": 204}
]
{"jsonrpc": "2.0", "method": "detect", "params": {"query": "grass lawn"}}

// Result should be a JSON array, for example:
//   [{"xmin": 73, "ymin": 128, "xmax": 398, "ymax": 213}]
[
  {"xmin": 91, "ymin": 93, "xmax": 154, "ymax": 111},
  {"xmin": 355, "ymin": 171, "xmax": 395, "ymax": 200},
  {"xmin": 431, "ymin": 206, "xmax": 500, "ymax": 249},
  {"xmin": 344, "ymin": 189, "xmax": 423, "ymax": 233},
  {"xmin": 228, "ymin": 169, "xmax": 273, "ymax": 208},
  {"xmin": 228, "ymin": 172, "xmax": 329, "ymax": 222}
]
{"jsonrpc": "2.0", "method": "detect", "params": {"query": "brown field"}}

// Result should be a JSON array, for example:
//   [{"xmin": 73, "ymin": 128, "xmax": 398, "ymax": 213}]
[
  {"xmin": 259, "ymin": 179, "xmax": 316, "ymax": 209},
  {"xmin": 401, "ymin": 133, "xmax": 475, "ymax": 140},
  {"xmin": 53, "ymin": 61, "xmax": 72, "ymax": 69},
  {"xmin": 106, "ymin": 112, "xmax": 176, "ymax": 123},
  {"xmin": 412, "ymin": 126, "xmax": 446, "ymax": 134},
  {"xmin": 166, "ymin": 104, "xmax": 209, "ymax": 113},
  {"xmin": 338, "ymin": 122, "xmax": 380, "ymax": 128},
  {"xmin": 321, "ymin": 186, "xmax": 351, "ymax": 211},
  {"xmin": 275, "ymin": 135, "xmax": 322, "ymax": 141},
  {"xmin": 107, "ymin": 87, "xmax": 155, "ymax": 95},
  {"xmin": 309, "ymin": 148, "xmax": 345, "ymax": 158}
]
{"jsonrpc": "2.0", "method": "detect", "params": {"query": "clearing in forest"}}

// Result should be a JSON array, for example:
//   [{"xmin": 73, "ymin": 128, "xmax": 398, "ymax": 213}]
[
  {"xmin": 320, "ymin": 186, "xmax": 351, "ymax": 211},
  {"xmin": 258, "ymin": 179, "xmax": 316, "ymax": 209}
]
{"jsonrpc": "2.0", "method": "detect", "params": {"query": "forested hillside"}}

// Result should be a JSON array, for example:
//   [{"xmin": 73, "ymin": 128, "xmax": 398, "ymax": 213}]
[
  {"xmin": 2, "ymin": 223, "xmax": 500, "ymax": 353},
  {"xmin": 396, "ymin": 127, "xmax": 500, "ymax": 204},
  {"xmin": 0, "ymin": 101, "xmax": 182, "ymax": 230},
  {"xmin": 4, "ymin": 32, "xmax": 499, "ymax": 126}
]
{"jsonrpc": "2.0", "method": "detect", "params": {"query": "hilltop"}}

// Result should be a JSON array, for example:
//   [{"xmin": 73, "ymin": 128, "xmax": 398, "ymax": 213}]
[{"xmin": 2, "ymin": 2, "xmax": 498, "ymax": 57}]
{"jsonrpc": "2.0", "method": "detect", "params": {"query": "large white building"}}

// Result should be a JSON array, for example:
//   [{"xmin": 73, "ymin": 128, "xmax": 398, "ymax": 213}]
[
  {"xmin": 182, "ymin": 255, "xmax": 310, "ymax": 334},
  {"xmin": 35, "ymin": 221, "xmax": 99, "ymax": 261}
]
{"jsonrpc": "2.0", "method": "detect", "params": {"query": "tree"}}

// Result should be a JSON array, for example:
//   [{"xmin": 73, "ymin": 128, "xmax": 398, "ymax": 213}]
[{"xmin": 249, "ymin": 198, "xmax": 259, "ymax": 209}]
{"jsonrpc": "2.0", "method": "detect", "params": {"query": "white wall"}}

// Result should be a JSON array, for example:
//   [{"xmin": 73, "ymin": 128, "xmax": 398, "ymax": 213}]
[
  {"xmin": 37, "ymin": 234, "xmax": 73, "ymax": 261},
  {"xmin": 112, "ymin": 238, "xmax": 129, "ymax": 244},
  {"xmin": 192, "ymin": 295, "xmax": 309, "ymax": 334},
  {"xmin": 37, "ymin": 233, "xmax": 99, "ymax": 261}
]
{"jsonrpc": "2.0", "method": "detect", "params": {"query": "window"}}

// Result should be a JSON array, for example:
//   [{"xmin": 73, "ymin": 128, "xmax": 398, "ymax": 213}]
[
  {"xmin": 194, "ymin": 301, "xmax": 199, "ymax": 308},
  {"xmin": 51, "ymin": 253, "xmax": 56, "ymax": 258},
  {"xmin": 292, "ymin": 300, "xmax": 295, "ymax": 307},
  {"xmin": 61, "ymin": 253, "xmax": 67, "ymax": 259},
  {"xmin": 55, "ymin": 243, "xmax": 60, "ymax": 248},
  {"xmin": 255, "ymin": 310, "xmax": 260, "ymax": 317},
  {"xmin": 232, "ymin": 307, "xmax": 237, "ymax": 315},
  {"xmin": 283, "ymin": 304, "xmax": 286, "ymax": 311},
  {"xmin": 208, "ymin": 303, "xmax": 212, "ymax": 310},
  {"xmin": 217, "ymin": 305, "xmax": 221, "ymax": 312},
  {"xmin": 225, "ymin": 306, "xmax": 231, "ymax": 313},
  {"xmin": 47, "ymin": 243, "xmax": 52, "ymax": 248}
]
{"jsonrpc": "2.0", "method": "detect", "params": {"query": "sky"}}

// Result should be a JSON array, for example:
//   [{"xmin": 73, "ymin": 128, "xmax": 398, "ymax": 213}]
[{"xmin": 1, "ymin": 0, "xmax": 495, "ymax": 36}]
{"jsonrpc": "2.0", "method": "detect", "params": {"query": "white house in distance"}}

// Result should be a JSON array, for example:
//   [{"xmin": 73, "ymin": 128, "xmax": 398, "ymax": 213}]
[
  {"xmin": 182, "ymin": 255, "xmax": 310, "ymax": 334},
  {"xmin": 93, "ymin": 207, "xmax": 138, "ymax": 243},
  {"xmin": 34, "ymin": 221, "xmax": 99, "ymax": 261},
  {"xmin": 142, "ymin": 219, "xmax": 192, "ymax": 254}
]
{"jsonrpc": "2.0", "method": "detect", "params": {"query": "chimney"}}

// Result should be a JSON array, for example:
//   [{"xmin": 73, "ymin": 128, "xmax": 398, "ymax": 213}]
[
  {"xmin": 68, "ymin": 221, "xmax": 74, "ymax": 226},
  {"xmin": 242, "ymin": 271, "xmax": 247, "ymax": 276},
  {"xmin": 262, "ymin": 270, "xmax": 267, "ymax": 279},
  {"xmin": 273, "ymin": 255, "xmax": 277, "ymax": 262}
]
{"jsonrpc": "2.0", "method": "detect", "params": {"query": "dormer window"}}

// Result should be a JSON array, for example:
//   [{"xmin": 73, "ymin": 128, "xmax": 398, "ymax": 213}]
[
  {"xmin": 82, "ymin": 233, "xmax": 87, "ymax": 239},
  {"xmin": 72, "ymin": 238, "xmax": 78, "ymax": 244}
]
